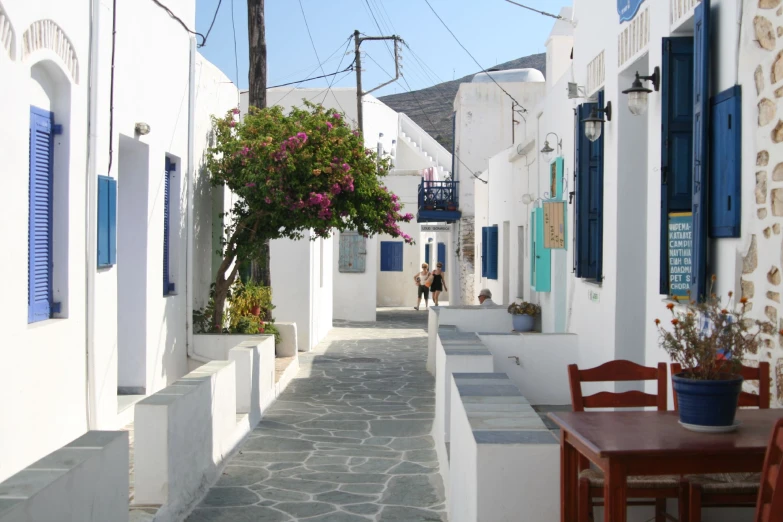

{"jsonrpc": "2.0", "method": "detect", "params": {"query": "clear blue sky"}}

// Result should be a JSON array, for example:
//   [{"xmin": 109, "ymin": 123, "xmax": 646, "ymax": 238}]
[{"xmin": 195, "ymin": 0, "xmax": 572, "ymax": 97}]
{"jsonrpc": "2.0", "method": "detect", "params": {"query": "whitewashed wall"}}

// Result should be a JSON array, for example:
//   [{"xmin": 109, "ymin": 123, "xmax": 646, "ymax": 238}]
[{"xmin": 0, "ymin": 0, "xmax": 90, "ymax": 483}]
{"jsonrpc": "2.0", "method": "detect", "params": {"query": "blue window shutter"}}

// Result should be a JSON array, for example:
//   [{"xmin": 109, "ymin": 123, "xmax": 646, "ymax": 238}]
[
  {"xmin": 709, "ymin": 86, "xmax": 741, "ymax": 238},
  {"xmin": 691, "ymin": 0, "xmax": 710, "ymax": 300},
  {"xmin": 575, "ymin": 95, "xmax": 604, "ymax": 281},
  {"xmin": 481, "ymin": 226, "xmax": 488, "ymax": 277},
  {"xmin": 534, "ymin": 207, "xmax": 551, "ymax": 292},
  {"xmin": 380, "ymin": 241, "xmax": 403, "ymax": 272},
  {"xmin": 437, "ymin": 242, "xmax": 446, "ymax": 271},
  {"xmin": 575, "ymin": 103, "xmax": 592, "ymax": 279},
  {"xmin": 339, "ymin": 232, "xmax": 367, "ymax": 273},
  {"xmin": 163, "ymin": 158, "xmax": 172, "ymax": 295},
  {"xmin": 487, "ymin": 225, "xmax": 498, "ymax": 280},
  {"xmin": 660, "ymin": 36, "xmax": 695, "ymax": 294},
  {"xmin": 97, "ymin": 176, "xmax": 117, "ymax": 267},
  {"xmin": 425, "ymin": 244, "xmax": 431, "ymax": 266},
  {"xmin": 28, "ymin": 106, "xmax": 54, "ymax": 323}
]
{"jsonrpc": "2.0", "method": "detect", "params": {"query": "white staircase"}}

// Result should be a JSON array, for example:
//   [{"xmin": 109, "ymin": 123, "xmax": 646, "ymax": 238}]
[{"xmin": 398, "ymin": 113, "xmax": 453, "ymax": 180}]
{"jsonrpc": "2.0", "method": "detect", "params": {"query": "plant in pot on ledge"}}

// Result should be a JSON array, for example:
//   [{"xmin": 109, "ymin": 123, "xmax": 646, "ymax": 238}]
[
  {"xmin": 507, "ymin": 301, "xmax": 540, "ymax": 332},
  {"xmin": 656, "ymin": 277, "xmax": 779, "ymax": 432}
]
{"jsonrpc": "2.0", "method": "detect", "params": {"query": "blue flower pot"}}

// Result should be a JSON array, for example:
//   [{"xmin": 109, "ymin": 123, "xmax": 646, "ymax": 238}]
[
  {"xmin": 672, "ymin": 373, "xmax": 743, "ymax": 427},
  {"xmin": 512, "ymin": 314, "xmax": 535, "ymax": 332}
]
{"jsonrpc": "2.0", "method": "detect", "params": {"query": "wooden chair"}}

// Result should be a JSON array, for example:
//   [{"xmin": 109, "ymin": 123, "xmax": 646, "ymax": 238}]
[
  {"xmin": 755, "ymin": 418, "xmax": 783, "ymax": 522},
  {"xmin": 672, "ymin": 362, "xmax": 771, "ymax": 522},
  {"xmin": 568, "ymin": 360, "xmax": 687, "ymax": 522}
]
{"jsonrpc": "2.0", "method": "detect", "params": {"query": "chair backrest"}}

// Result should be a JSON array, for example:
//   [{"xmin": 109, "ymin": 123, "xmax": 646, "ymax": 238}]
[
  {"xmin": 670, "ymin": 362, "xmax": 770, "ymax": 410},
  {"xmin": 755, "ymin": 418, "xmax": 783, "ymax": 522},
  {"xmin": 567, "ymin": 360, "xmax": 668, "ymax": 412}
]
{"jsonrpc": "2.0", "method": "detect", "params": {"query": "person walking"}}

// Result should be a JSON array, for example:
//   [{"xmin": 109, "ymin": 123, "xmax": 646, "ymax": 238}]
[
  {"xmin": 413, "ymin": 263, "xmax": 432, "ymax": 310},
  {"xmin": 430, "ymin": 262, "xmax": 447, "ymax": 306}
]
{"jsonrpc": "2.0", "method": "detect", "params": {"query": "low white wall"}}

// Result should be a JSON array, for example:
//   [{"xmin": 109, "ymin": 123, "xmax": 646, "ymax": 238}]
[
  {"xmin": 229, "ymin": 340, "xmax": 276, "ymax": 426},
  {"xmin": 134, "ymin": 360, "xmax": 236, "ymax": 520},
  {"xmin": 275, "ymin": 322, "xmax": 298, "ymax": 357},
  {"xmin": 479, "ymin": 333, "xmax": 579, "ymax": 405},
  {"xmin": 193, "ymin": 333, "xmax": 274, "ymax": 360},
  {"xmin": 427, "ymin": 306, "xmax": 514, "ymax": 374},
  {"xmin": 0, "ymin": 431, "xmax": 129, "ymax": 522}
]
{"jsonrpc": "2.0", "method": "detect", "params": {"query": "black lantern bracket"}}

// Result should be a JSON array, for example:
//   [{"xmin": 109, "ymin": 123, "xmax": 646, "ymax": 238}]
[{"xmin": 622, "ymin": 66, "xmax": 660, "ymax": 95}]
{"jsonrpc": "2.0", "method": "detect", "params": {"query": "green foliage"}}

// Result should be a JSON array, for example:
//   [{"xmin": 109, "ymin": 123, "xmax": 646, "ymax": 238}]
[
  {"xmin": 228, "ymin": 280, "xmax": 274, "ymax": 327},
  {"xmin": 206, "ymin": 102, "xmax": 415, "ymax": 269},
  {"xmin": 507, "ymin": 302, "xmax": 541, "ymax": 316},
  {"xmin": 193, "ymin": 284, "xmax": 227, "ymax": 333},
  {"xmin": 656, "ymin": 277, "xmax": 778, "ymax": 380},
  {"xmin": 192, "ymin": 281, "xmax": 280, "ymax": 343}
]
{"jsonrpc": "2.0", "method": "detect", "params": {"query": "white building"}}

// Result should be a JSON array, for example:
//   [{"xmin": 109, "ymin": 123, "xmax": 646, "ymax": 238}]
[
  {"xmin": 465, "ymin": 0, "xmax": 783, "ymax": 405},
  {"xmin": 0, "ymin": 0, "xmax": 238, "ymax": 484}
]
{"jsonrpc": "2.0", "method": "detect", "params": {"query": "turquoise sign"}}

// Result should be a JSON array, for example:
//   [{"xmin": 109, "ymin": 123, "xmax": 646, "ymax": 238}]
[
  {"xmin": 668, "ymin": 212, "xmax": 692, "ymax": 299},
  {"xmin": 618, "ymin": 0, "xmax": 645, "ymax": 22}
]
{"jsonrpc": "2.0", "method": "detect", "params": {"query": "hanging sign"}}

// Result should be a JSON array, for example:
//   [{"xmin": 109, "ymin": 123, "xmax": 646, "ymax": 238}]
[
  {"xmin": 549, "ymin": 156, "xmax": 564, "ymax": 200},
  {"xmin": 618, "ymin": 0, "xmax": 645, "ymax": 23},
  {"xmin": 543, "ymin": 201, "xmax": 566, "ymax": 249},
  {"xmin": 668, "ymin": 212, "xmax": 692, "ymax": 299}
]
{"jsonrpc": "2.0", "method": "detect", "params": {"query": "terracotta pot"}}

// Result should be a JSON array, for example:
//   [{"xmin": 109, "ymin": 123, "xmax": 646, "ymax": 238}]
[{"xmin": 251, "ymin": 306, "xmax": 261, "ymax": 316}]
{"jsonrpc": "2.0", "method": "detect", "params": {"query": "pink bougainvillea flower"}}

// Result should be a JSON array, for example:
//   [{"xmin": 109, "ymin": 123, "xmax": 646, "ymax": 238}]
[
  {"xmin": 245, "ymin": 182, "xmax": 256, "ymax": 188},
  {"xmin": 264, "ymin": 197, "xmax": 272, "ymax": 204},
  {"xmin": 296, "ymin": 132, "xmax": 308, "ymax": 142},
  {"xmin": 326, "ymin": 122, "xmax": 333, "ymax": 130},
  {"xmin": 331, "ymin": 184, "xmax": 341, "ymax": 195},
  {"xmin": 342, "ymin": 163, "xmax": 351, "ymax": 172},
  {"xmin": 240, "ymin": 146, "xmax": 250, "ymax": 156},
  {"xmin": 352, "ymin": 130, "xmax": 359, "ymax": 136},
  {"xmin": 333, "ymin": 113, "xmax": 342, "ymax": 119},
  {"xmin": 391, "ymin": 194, "xmax": 399, "ymax": 202},
  {"xmin": 232, "ymin": 108, "xmax": 240, "ymax": 115},
  {"xmin": 229, "ymin": 121, "xmax": 236, "ymax": 128}
]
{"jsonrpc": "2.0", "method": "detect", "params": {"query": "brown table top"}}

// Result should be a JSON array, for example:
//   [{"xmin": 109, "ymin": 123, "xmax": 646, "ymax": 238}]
[{"xmin": 548, "ymin": 410, "xmax": 783, "ymax": 457}]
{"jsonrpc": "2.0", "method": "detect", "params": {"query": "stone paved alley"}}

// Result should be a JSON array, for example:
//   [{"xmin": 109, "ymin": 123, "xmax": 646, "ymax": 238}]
[{"xmin": 185, "ymin": 308, "xmax": 447, "ymax": 522}]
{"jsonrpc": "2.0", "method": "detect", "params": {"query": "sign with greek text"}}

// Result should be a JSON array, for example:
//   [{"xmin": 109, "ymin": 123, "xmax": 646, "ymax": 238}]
[
  {"xmin": 668, "ymin": 212, "xmax": 692, "ymax": 299},
  {"xmin": 420, "ymin": 225, "xmax": 451, "ymax": 232},
  {"xmin": 618, "ymin": 0, "xmax": 645, "ymax": 23},
  {"xmin": 543, "ymin": 201, "xmax": 566, "ymax": 249}
]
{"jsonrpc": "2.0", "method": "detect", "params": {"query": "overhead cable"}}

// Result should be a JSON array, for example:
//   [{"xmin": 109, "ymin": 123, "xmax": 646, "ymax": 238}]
[
  {"xmin": 268, "ymin": 65, "xmax": 355, "ymax": 89},
  {"xmin": 151, "ymin": 0, "xmax": 207, "ymax": 46},
  {"xmin": 503, "ymin": 0, "xmax": 570, "ymax": 22}
]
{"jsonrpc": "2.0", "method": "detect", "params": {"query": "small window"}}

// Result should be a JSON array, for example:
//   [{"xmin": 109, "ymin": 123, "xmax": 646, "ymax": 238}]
[
  {"xmin": 380, "ymin": 241, "xmax": 403, "ymax": 271},
  {"xmin": 163, "ymin": 158, "xmax": 176, "ymax": 295},
  {"xmin": 483, "ymin": 225, "xmax": 498, "ymax": 280},
  {"xmin": 97, "ymin": 176, "xmax": 117, "ymax": 267},
  {"xmin": 437, "ymin": 242, "xmax": 446, "ymax": 271}
]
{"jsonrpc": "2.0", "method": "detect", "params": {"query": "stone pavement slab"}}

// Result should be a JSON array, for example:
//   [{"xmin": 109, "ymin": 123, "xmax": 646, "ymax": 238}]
[{"xmin": 185, "ymin": 308, "xmax": 447, "ymax": 521}]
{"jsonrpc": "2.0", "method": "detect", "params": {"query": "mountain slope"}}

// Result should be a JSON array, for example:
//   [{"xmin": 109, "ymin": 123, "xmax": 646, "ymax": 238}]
[{"xmin": 379, "ymin": 53, "xmax": 545, "ymax": 151}]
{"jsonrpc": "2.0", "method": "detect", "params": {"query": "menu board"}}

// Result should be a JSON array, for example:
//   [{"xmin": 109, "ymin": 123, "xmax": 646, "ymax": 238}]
[
  {"xmin": 543, "ymin": 201, "xmax": 566, "ymax": 249},
  {"xmin": 668, "ymin": 212, "xmax": 692, "ymax": 299}
]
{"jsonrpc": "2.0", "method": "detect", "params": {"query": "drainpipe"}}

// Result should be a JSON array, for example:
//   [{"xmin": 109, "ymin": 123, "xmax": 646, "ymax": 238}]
[{"xmin": 184, "ymin": 37, "xmax": 211, "ymax": 365}]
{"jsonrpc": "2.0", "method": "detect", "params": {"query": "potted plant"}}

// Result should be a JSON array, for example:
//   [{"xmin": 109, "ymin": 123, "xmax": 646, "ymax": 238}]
[
  {"xmin": 656, "ymin": 277, "xmax": 778, "ymax": 431},
  {"xmin": 446, "ymin": 201, "xmax": 457, "ymax": 211},
  {"xmin": 507, "ymin": 301, "xmax": 540, "ymax": 332}
]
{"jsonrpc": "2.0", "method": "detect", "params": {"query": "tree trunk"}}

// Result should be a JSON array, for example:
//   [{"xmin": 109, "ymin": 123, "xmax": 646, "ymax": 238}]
[
  {"xmin": 248, "ymin": 0, "xmax": 270, "ymax": 287},
  {"xmin": 212, "ymin": 261, "xmax": 239, "ymax": 331},
  {"xmin": 247, "ymin": 0, "xmax": 267, "ymax": 110}
]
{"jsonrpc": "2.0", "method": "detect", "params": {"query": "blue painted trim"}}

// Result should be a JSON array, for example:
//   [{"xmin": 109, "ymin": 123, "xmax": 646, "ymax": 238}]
[
  {"xmin": 416, "ymin": 209, "xmax": 462, "ymax": 223},
  {"xmin": 618, "ymin": 0, "xmax": 645, "ymax": 23}
]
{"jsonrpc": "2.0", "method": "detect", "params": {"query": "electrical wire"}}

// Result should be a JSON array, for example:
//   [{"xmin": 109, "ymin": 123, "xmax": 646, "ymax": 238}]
[
  {"xmin": 229, "ymin": 0, "xmax": 239, "ymax": 94},
  {"xmin": 202, "ymin": 0, "xmax": 223, "ymax": 47},
  {"xmin": 268, "ymin": 65, "xmax": 354, "ymax": 89},
  {"xmin": 273, "ymin": 37, "xmax": 354, "ymax": 103},
  {"xmin": 298, "ymin": 0, "xmax": 328, "ymax": 80},
  {"xmin": 422, "ymin": 0, "xmax": 527, "ymax": 113},
  {"xmin": 151, "ymin": 0, "xmax": 207, "ymax": 46},
  {"xmin": 503, "ymin": 0, "xmax": 567, "ymax": 21},
  {"xmin": 323, "ymin": 37, "xmax": 355, "ymax": 106}
]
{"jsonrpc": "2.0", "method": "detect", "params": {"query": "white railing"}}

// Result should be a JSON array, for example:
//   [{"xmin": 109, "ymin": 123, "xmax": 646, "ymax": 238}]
[
  {"xmin": 670, "ymin": 0, "xmax": 701, "ymax": 28},
  {"xmin": 398, "ymin": 112, "xmax": 453, "ymax": 177}
]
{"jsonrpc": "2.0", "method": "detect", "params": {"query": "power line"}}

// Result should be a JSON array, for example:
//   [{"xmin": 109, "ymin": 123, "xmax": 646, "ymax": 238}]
[
  {"xmin": 275, "ymin": 37, "xmax": 353, "ymax": 103},
  {"xmin": 202, "ymin": 0, "xmax": 223, "ymax": 47},
  {"xmin": 150, "ymin": 0, "xmax": 207, "ymax": 46},
  {"xmin": 298, "ymin": 0, "xmax": 328, "ymax": 79},
  {"xmin": 503, "ymin": 0, "xmax": 568, "ymax": 21},
  {"xmin": 229, "ymin": 0, "xmax": 239, "ymax": 92},
  {"xmin": 422, "ymin": 0, "xmax": 527, "ymax": 113},
  {"xmin": 268, "ymin": 65, "xmax": 354, "ymax": 89},
  {"xmin": 323, "ymin": 37, "xmax": 355, "ymax": 105}
]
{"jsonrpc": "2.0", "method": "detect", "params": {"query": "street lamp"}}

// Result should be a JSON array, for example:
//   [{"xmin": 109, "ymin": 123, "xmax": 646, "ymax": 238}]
[
  {"xmin": 582, "ymin": 101, "xmax": 612, "ymax": 142},
  {"xmin": 540, "ymin": 132, "xmax": 562, "ymax": 161},
  {"xmin": 621, "ymin": 67, "xmax": 660, "ymax": 116}
]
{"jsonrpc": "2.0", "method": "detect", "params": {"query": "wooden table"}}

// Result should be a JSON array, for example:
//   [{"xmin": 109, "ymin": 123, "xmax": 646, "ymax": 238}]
[{"xmin": 548, "ymin": 410, "xmax": 782, "ymax": 522}]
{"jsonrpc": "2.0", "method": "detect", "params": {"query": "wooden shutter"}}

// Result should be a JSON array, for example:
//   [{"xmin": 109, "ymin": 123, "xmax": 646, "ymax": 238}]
[
  {"xmin": 339, "ymin": 232, "xmax": 367, "ymax": 272},
  {"xmin": 98, "ymin": 176, "xmax": 117, "ymax": 267},
  {"xmin": 575, "ymin": 103, "xmax": 592, "ymax": 278},
  {"xmin": 425, "ymin": 244, "xmax": 431, "ymax": 266},
  {"xmin": 487, "ymin": 225, "xmax": 498, "ymax": 280},
  {"xmin": 691, "ymin": 0, "xmax": 710, "ymax": 300},
  {"xmin": 437, "ymin": 242, "xmax": 446, "ymax": 271},
  {"xmin": 575, "ymin": 96, "xmax": 604, "ymax": 281},
  {"xmin": 380, "ymin": 241, "xmax": 403, "ymax": 272},
  {"xmin": 28, "ymin": 107, "xmax": 54, "ymax": 323},
  {"xmin": 534, "ymin": 207, "xmax": 552, "ymax": 292},
  {"xmin": 709, "ymin": 86, "xmax": 741, "ymax": 238},
  {"xmin": 164, "ymin": 158, "xmax": 174, "ymax": 295},
  {"xmin": 530, "ymin": 210, "xmax": 537, "ymax": 287},
  {"xmin": 481, "ymin": 226, "xmax": 488, "ymax": 277},
  {"xmin": 660, "ymin": 36, "xmax": 694, "ymax": 294}
]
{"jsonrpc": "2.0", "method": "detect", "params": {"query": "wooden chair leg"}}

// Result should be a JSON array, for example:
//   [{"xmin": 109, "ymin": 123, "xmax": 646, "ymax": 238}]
[
  {"xmin": 654, "ymin": 498, "xmax": 666, "ymax": 522},
  {"xmin": 688, "ymin": 482, "xmax": 702, "ymax": 522},
  {"xmin": 578, "ymin": 477, "xmax": 592, "ymax": 522},
  {"xmin": 678, "ymin": 479, "xmax": 689, "ymax": 522}
]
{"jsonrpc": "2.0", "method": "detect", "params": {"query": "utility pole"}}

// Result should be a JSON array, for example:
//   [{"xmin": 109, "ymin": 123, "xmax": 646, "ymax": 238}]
[{"xmin": 353, "ymin": 30, "xmax": 402, "ymax": 133}]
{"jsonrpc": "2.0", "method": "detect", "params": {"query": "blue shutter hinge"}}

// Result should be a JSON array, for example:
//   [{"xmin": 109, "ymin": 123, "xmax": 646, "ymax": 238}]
[
  {"xmin": 51, "ymin": 302, "xmax": 62, "ymax": 314},
  {"xmin": 52, "ymin": 124, "xmax": 63, "ymax": 135}
]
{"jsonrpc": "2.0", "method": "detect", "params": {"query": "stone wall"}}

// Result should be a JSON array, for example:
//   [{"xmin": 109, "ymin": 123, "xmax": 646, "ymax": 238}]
[
  {"xmin": 458, "ymin": 216, "xmax": 475, "ymax": 305},
  {"xmin": 746, "ymin": 0, "xmax": 783, "ymax": 406}
]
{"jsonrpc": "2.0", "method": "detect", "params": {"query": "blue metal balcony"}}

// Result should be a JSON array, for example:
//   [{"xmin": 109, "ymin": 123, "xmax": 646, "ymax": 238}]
[{"xmin": 417, "ymin": 180, "xmax": 461, "ymax": 223}]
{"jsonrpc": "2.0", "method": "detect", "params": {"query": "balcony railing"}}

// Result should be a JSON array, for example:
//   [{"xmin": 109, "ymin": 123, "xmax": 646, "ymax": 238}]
[{"xmin": 418, "ymin": 180, "xmax": 459, "ymax": 210}]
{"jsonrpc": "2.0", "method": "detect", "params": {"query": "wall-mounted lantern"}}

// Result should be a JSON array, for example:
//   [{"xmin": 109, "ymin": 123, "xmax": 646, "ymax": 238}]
[
  {"xmin": 621, "ymin": 67, "xmax": 660, "ymax": 116},
  {"xmin": 582, "ymin": 101, "xmax": 612, "ymax": 142},
  {"xmin": 540, "ymin": 132, "xmax": 562, "ymax": 161},
  {"xmin": 135, "ymin": 122, "xmax": 151, "ymax": 136}
]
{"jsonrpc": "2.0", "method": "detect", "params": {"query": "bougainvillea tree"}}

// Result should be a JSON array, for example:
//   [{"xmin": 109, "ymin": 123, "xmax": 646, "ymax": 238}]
[{"xmin": 206, "ymin": 101, "xmax": 414, "ymax": 327}]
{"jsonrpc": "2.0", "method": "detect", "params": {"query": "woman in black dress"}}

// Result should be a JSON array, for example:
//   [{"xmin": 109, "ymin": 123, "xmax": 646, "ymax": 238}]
[{"xmin": 431, "ymin": 262, "xmax": 447, "ymax": 306}]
